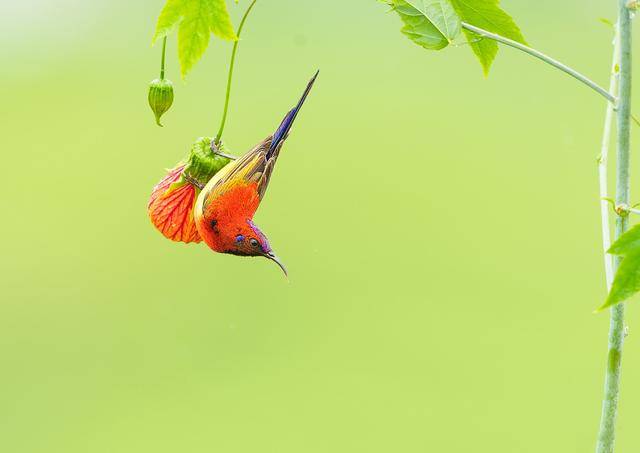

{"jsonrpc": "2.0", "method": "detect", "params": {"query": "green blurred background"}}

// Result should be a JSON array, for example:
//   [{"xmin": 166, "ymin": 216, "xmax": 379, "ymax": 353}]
[{"xmin": 2, "ymin": 0, "xmax": 640, "ymax": 451}]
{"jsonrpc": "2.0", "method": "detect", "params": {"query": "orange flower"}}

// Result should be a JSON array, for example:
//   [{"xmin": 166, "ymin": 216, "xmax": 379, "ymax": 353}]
[
  {"xmin": 148, "ymin": 137, "xmax": 233, "ymax": 244},
  {"xmin": 148, "ymin": 165, "xmax": 201, "ymax": 243}
]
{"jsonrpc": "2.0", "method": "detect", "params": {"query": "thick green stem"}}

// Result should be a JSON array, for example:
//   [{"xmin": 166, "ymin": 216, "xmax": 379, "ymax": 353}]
[
  {"xmin": 160, "ymin": 36, "xmax": 167, "ymax": 80},
  {"xmin": 596, "ymin": 2, "xmax": 632, "ymax": 452},
  {"xmin": 214, "ymin": 0, "xmax": 258, "ymax": 145},
  {"xmin": 461, "ymin": 22, "xmax": 616, "ymax": 104}
]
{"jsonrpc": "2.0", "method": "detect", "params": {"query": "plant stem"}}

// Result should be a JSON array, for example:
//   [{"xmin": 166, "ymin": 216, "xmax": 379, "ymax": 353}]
[
  {"xmin": 461, "ymin": 22, "xmax": 616, "ymax": 104},
  {"xmin": 160, "ymin": 36, "xmax": 167, "ymax": 80},
  {"xmin": 596, "ymin": 1, "xmax": 632, "ymax": 452},
  {"xmin": 599, "ymin": 26, "xmax": 620, "ymax": 291},
  {"xmin": 214, "ymin": 0, "xmax": 258, "ymax": 145}
]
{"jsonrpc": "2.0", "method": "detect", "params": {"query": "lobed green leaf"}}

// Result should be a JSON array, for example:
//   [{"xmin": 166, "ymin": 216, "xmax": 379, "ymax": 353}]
[
  {"xmin": 152, "ymin": 0, "xmax": 237, "ymax": 78},
  {"xmin": 386, "ymin": 0, "xmax": 525, "ymax": 74},
  {"xmin": 449, "ymin": 0, "xmax": 526, "ymax": 75},
  {"xmin": 153, "ymin": 0, "xmax": 183, "ymax": 43},
  {"xmin": 390, "ymin": 0, "xmax": 452, "ymax": 50},
  {"xmin": 405, "ymin": 0, "xmax": 461, "ymax": 41}
]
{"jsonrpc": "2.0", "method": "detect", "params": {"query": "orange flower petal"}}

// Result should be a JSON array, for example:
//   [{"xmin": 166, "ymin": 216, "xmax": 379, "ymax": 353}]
[{"xmin": 148, "ymin": 165, "xmax": 201, "ymax": 243}]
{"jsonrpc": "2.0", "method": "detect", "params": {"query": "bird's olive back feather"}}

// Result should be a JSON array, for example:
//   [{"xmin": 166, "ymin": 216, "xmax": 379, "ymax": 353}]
[
  {"xmin": 196, "ymin": 71, "xmax": 318, "ymax": 219},
  {"xmin": 199, "ymin": 136, "xmax": 281, "ymax": 217}
]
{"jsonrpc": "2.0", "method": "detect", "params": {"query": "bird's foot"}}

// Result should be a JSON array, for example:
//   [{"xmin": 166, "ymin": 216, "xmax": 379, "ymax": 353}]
[
  {"xmin": 210, "ymin": 139, "xmax": 237, "ymax": 160},
  {"xmin": 182, "ymin": 172, "xmax": 205, "ymax": 190}
]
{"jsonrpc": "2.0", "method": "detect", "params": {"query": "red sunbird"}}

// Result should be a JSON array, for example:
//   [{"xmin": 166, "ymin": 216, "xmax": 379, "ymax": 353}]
[{"xmin": 194, "ymin": 71, "xmax": 319, "ymax": 276}]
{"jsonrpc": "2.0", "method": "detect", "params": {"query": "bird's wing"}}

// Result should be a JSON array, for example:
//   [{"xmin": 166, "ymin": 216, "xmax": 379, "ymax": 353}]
[
  {"xmin": 197, "ymin": 71, "xmax": 318, "ymax": 217},
  {"xmin": 199, "ymin": 137, "xmax": 278, "ymax": 213}
]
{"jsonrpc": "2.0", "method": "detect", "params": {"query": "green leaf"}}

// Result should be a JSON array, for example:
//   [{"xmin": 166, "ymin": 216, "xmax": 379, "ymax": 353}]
[
  {"xmin": 153, "ymin": 0, "xmax": 183, "ymax": 42},
  {"xmin": 595, "ymin": 224, "xmax": 640, "ymax": 311},
  {"xmin": 449, "ymin": 0, "xmax": 526, "ymax": 75},
  {"xmin": 608, "ymin": 223, "xmax": 640, "ymax": 256},
  {"xmin": 390, "ymin": 0, "xmax": 452, "ymax": 50},
  {"xmin": 153, "ymin": 0, "xmax": 237, "ymax": 78},
  {"xmin": 598, "ymin": 250, "xmax": 640, "ymax": 311},
  {"xmin": 405, "ymin": 0, "xmax": 461, "ymax": 41},
  {"xmin": 385, "ymin": 0, "xmax": 525, "ymax": 75}
]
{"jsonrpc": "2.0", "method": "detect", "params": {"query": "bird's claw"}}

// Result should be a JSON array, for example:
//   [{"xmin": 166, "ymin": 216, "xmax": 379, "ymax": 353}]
[{"xmin": 210, "ymin": 139, "xmax": 237, "ymax": 160}]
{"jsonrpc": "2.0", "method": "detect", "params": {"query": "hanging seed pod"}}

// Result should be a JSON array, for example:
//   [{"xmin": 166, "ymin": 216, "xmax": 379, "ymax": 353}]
[{"xmin": 148, "ymin": 78, "xmax": 174, "ymax": 126}]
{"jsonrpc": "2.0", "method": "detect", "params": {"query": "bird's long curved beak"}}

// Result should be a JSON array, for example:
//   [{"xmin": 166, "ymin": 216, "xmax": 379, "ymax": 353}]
[{"xmin": 265, "ymin": 252, "xmax": 288, "ymax": 278}]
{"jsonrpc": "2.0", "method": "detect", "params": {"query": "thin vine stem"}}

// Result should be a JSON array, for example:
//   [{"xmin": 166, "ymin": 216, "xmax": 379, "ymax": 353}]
[
  {"xmin": 461, "ymin": 22, "xmax": 616, "ymax": 104},
  {"xmin": 599, "ymin": 26, "xmax": 620, "ymax": 292},
  {"xmin": 160, "ymin": 36, "xmax": 167, "ymax": 80},
  {"xmin": 596, "ymin": 1, "xmax": 632, "ymax": 452},
  {"xmin": 214, "ymin": 0, "xmax": 258, "ymax": 145}
]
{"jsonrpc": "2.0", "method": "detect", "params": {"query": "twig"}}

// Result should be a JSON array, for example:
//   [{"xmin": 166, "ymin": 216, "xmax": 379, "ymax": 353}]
[
  {"xmin": 214, "ymin": 0, "xmax": 258, "ymax": 145},
  {"xmin": 461, "ymin": 22, "xmax": 616, "ymax": 104}
]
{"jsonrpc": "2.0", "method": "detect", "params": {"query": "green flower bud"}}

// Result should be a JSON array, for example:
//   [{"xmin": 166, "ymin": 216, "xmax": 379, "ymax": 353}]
[
  {"xmin": 148, "ymin": 78, "xmax": 174, "ymax": 127},
  {"xmin": 181, "ymin": 137, "xmax": 232, "ymax": 187}
]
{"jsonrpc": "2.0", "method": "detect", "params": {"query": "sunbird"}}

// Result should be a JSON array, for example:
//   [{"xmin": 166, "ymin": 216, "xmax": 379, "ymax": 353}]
[{"xmin": 194, "ymin": 71, "xmax": 319, "ymax": 275}]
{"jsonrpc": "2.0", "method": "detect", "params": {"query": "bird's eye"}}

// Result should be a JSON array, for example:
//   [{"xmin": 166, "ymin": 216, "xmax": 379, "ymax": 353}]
[{"xmin": 250, "ymin": 238, "xmax": 260, "ymax": 248}]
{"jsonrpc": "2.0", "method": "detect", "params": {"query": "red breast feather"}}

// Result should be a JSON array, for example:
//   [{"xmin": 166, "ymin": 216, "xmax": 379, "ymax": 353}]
[{"xmin": 198, "ymin": 182, "xmax": 261, "ymax": 252}]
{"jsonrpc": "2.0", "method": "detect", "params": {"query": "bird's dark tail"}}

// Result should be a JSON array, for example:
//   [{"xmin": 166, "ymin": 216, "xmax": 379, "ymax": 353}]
[{"xmin": 269, "ymin": 70, "xmax": 319, "ymax": 157}]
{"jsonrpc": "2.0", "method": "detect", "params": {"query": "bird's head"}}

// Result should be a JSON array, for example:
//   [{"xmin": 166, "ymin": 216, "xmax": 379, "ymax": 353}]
[{"xmin": 210, "ymin": 218, "xmax": 287, "ymax": 276}]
